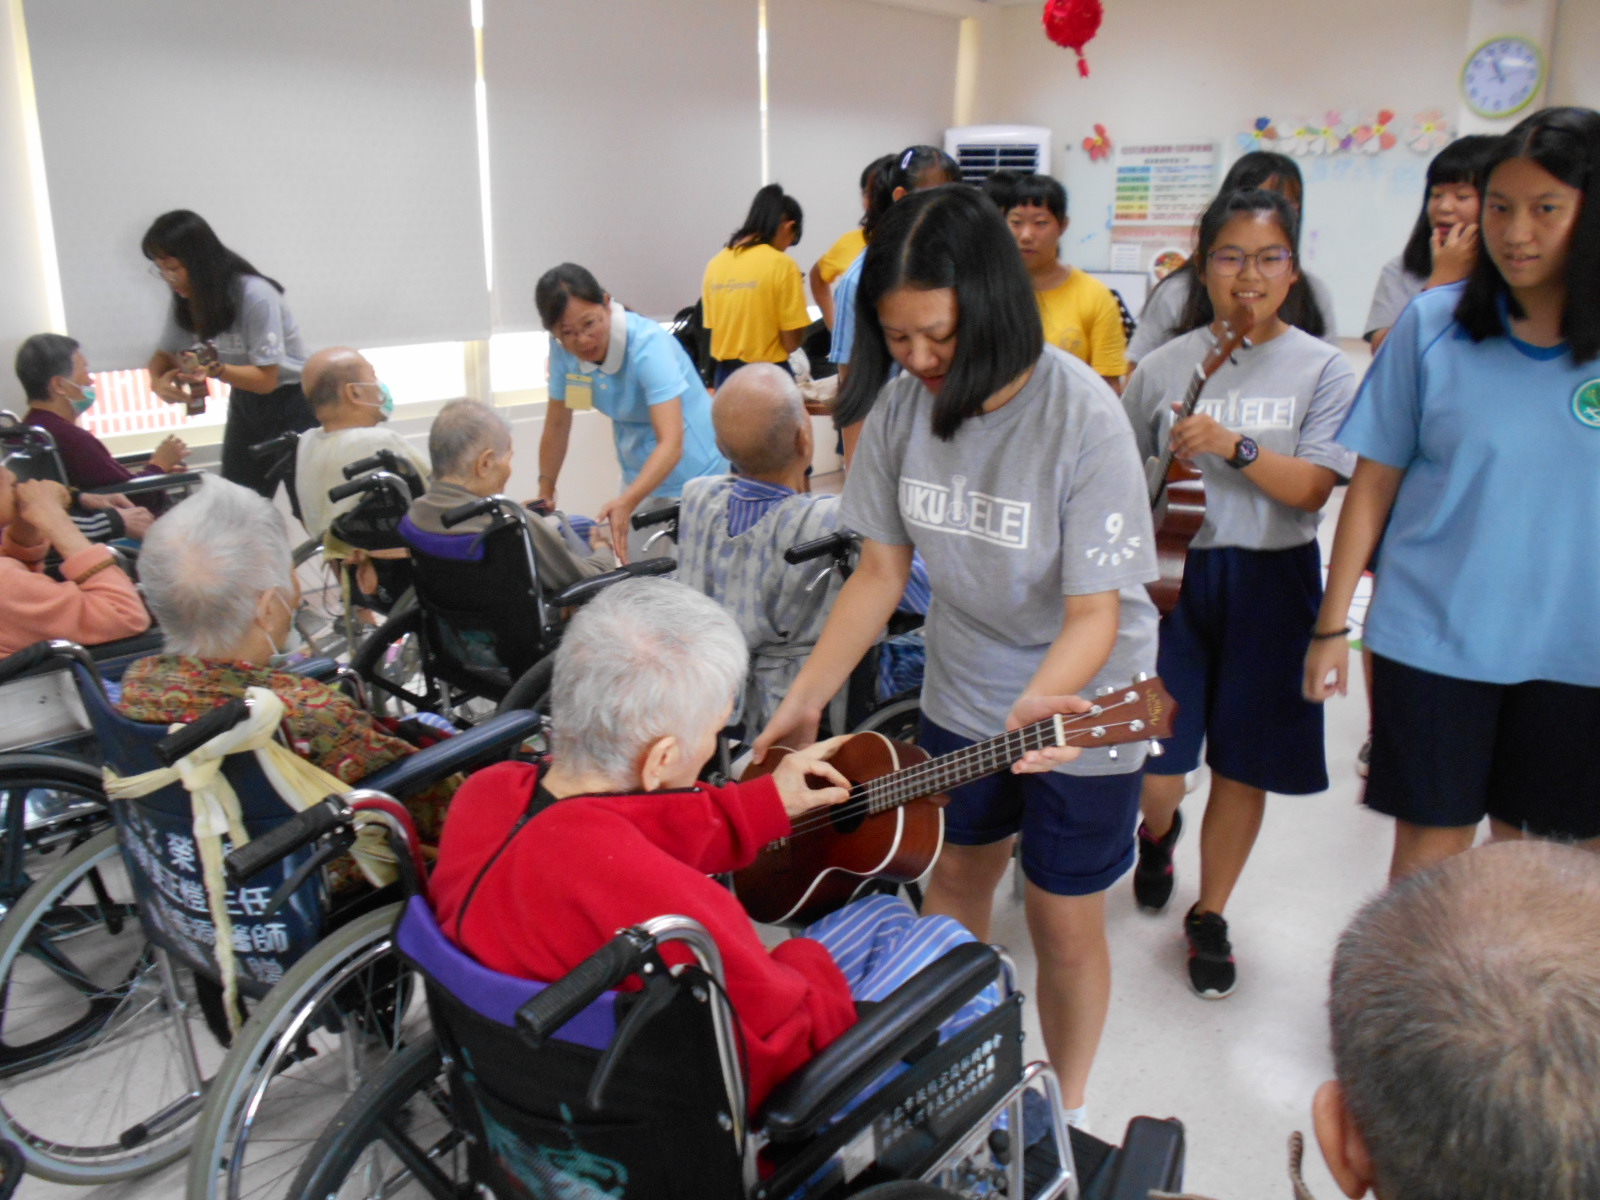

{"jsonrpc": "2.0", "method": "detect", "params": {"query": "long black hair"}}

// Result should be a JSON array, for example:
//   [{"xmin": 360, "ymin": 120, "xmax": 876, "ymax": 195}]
[
  {"xmin": 534, "ymin": 262, "xmax": 607, "ymax": 330},
  {"xmin": 141, "ymin": 211, "xmax": 281, "ymax": 340},
  {"xmin": 835, "ymin": 185, "xmax": 1041, "ymax": 439},
  {"xmin": 1176, "ymin": 189, "xmax": 1309, "ymax": 336},
  {"xmin": 861, "ymin": 145, "xmax": 961, "ymax": 243},
  {"xmin": 1399, "ymin": 135, "xmax": 1499, "ymax": 279},
  {"xmin": 1456, "ymin": 107, "xmax": 1600, "ymax": 363},
  {"xmin": 726, "ymin": 183, "xmax": 803, "ymax": 250}
]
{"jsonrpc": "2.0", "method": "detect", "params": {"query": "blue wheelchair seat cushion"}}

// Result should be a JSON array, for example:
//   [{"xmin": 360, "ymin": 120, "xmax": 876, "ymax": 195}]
[
  {"xmin": 395, "ymin": 896, "xmax": 616, "ymax": 1051},
  {"xmin": 399, "ymin": 514, "xmax": 486, "ymax": 562}
]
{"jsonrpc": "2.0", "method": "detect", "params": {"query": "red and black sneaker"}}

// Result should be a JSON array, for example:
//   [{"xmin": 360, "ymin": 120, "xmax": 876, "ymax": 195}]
[
  {"xmin": 1184, "ymin": 905, "xmax": 1237, "ymax": 999},
  {"xmin": 1132, "ymin": 810, "xmax": 1183, "ymax": 912}
]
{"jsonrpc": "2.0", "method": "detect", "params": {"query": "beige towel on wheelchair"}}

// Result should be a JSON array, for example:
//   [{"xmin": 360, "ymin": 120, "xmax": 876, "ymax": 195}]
[{"xmin": 102, "ymin": 686, "xmax": 397, "ymax": 1033}]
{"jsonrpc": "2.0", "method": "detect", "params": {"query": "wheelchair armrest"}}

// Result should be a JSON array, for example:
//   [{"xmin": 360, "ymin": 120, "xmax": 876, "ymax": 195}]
[
  {"xmin": 1091, "ymin": 1116, "xmax": 1186, "ymax": 1200},
  {"xmin": 759, "ymin": 941, "xmax": 1000, "ymax": 1143},
  {"xmin": 548, "ymin": 558, "xmax": 675, "ymax": 609},
  {"xmin": 360, "ymin": 709, "xmax": 539, "ymax": 797},
  {"xmin": 85, "ymin": 471, "xmax": 205, "ymax": 499}
]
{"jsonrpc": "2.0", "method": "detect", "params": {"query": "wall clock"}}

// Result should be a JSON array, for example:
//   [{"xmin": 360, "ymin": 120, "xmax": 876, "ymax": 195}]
[{"xmin": 1461, "ymin": 35, "xmax": 1544, "ymax": 120}]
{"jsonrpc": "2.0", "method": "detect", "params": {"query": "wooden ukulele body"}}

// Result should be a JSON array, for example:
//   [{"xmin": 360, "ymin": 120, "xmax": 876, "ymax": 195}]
[
  {"xmin": 1148, "ymin": 460, "xmax": 1206, "ymax": 615},
  {"xmin": 733, "ymin": 732, "xmax": 945, "ymax": 927}
]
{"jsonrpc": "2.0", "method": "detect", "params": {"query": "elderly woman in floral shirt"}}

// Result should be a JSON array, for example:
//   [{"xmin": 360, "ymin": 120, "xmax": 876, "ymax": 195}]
[{"xmin": 118, "ymin": 478, "xmax": 453, "ymax": 847}]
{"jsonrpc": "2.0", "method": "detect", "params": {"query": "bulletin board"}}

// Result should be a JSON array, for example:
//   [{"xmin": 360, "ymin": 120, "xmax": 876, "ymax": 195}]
[{"xmin": 1108, "ymin": 142, "xmax": 1219, "ymax": 275}]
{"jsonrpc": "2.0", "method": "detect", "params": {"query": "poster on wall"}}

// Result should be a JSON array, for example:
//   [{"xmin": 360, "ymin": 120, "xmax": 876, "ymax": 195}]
[{"xmin": 1109, "ymin": 141, "xmax": 1218, "ymax": 276}]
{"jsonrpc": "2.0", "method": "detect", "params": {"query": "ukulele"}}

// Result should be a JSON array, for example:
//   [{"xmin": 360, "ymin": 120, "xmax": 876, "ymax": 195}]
[
  {"xmin": 1143, "ymin": 309, "xmax": 1255, "ymax": 614},
  {"xmin": 179, "ymin": 340, "xmax": 220, "ymax": 416},
  {"xmin": 734, "ymin": 678, "xmax": 1176, "ymax": 925}
]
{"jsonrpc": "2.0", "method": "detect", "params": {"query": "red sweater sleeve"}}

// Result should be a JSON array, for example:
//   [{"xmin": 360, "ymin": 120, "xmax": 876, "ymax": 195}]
[{"xmin": 0, "ymin": 538, "xmax": 150, "ymax": 656}]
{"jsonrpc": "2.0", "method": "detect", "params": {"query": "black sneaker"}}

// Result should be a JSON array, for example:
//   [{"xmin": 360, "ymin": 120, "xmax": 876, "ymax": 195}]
[
  {"xmin": 1184, "ymin": 906, "xmax": 1237, "ymax": 999},
  {"xmin": 1132, "ymin": 810, "xmax": 1183, "ymax": 912}
]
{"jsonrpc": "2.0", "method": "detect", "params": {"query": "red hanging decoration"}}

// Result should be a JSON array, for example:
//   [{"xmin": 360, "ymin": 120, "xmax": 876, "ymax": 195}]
[{"xmin": 1042, "ymin": 0, "xmax": 1103, "ymax": 77}]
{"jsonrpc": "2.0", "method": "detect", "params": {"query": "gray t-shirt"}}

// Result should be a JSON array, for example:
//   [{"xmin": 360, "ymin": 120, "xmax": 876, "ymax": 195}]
[
  {"xmin": 1123, "ymin": 326, "xmax": 1358, "ymax": 551},
  {"xmin": 159, "ymin": 274, "xmax": 306, "ymax": 388},
  {"xmin": 1363, "ymin": 255, "xmax": 1426, "ymax": 340},
  {"xmin": 1127, "ymin": 268, "xmax": 1340, "ymax": 363},
  {"xmin": 843, "ymin": 345, "xmax": 1158, "ymax": 776}
]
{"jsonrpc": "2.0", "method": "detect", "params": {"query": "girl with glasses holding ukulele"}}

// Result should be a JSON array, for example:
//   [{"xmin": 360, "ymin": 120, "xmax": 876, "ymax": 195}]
[
  {"xmin": 1124, "ymin": 188, "xmax": 1358, "ymax": 1000},
  {"xmin": 1307, "ymin": 108, "xmax": 1600, "ymax": 881}
]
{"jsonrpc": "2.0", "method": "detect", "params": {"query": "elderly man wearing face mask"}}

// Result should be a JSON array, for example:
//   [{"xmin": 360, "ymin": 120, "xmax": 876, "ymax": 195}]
[{"xmin": 16, "ymin": 332, "xmax": 188, "ymax": 534}]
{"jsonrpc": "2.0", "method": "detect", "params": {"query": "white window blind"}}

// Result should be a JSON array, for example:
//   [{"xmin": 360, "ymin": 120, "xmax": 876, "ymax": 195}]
[
  {"xmin": 24, "ymin": 0, "xmax": 490, "ymax": 370},
  {"xmin": 484, "ymin": 0, "xmax": 761, "ymax": 329},
  {"xmin": 766, "ymin": 0, "xmax": 960, "ymax": 275}
]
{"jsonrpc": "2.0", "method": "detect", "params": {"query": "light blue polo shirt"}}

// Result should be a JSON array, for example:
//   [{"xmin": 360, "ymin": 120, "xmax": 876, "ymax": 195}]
[
  {"xmin": 1338, "ymin": 284, "xmax": 1600, "ymax": 686},
  {"xmin": 548, "ymin": 309, "xmax": 726, "ymax": 494},
  {"xmin": 828, "ymin": 251, "xmax": 865, "ymax": 365}
]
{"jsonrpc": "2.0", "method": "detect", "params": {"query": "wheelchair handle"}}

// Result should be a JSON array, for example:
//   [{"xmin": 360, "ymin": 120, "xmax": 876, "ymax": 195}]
[
  {"xmin": 783, "ymin": 530, "xmax": 857, "ymax": 566},
  {"xmin": 224, "ymin": 794, "xmax": 353, "ymax": 885},
  {"xmin": 0, "ymin": 641, "xmax": 57, "ymax": 687},
  {"xmin": 326, "ymin": 470, "xmax": 403, "ymax": 504},
  {"xmin": 440, "ymin": 497, "xmax": 500, "ymax": 529},
  {"xmin": 341, "ymin": 450, "xmax": 402, "ymax": 481},
  {"xmin": 249, "ymin": 432, "xmax": 299, "ymax": 460},
  {"xmin": 516, "ymin": 928, "xmax": 652, "ymax": 1046},
  {"xmin": 155, "ymin": 697, "xmax": 251, "ymax": 767},
  {"xmin": 630, "ymin": 503, "xmax": 679, "ymax": 531}
]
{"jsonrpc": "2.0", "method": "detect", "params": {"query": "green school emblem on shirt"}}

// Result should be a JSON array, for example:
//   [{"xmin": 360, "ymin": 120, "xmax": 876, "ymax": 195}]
[{"xmin": 1573, "ymin": 380, "xmax": 1600, "ymax": 428}]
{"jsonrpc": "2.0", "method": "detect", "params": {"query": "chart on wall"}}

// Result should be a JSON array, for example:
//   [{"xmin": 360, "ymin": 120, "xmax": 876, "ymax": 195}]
[{"xmin": 1108, "ymin": 141, "xmax": 1219, "ymax": 276}]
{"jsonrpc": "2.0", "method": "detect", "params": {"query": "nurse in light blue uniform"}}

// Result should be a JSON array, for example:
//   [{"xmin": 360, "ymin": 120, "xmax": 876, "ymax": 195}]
[{"xmin": 535, "ymin": 263, "xmax": 726, "ymax": 559}]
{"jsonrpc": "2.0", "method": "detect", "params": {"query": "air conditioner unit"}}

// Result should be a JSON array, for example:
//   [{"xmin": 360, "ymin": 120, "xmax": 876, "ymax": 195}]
[{"xmin": 944, "ymin": 124, "xmax": 1052, "ymax": 182}]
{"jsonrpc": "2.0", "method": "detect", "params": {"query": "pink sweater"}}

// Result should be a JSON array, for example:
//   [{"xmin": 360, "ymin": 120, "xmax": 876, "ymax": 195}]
[{"xmin": 0, "ymin": 530, "xmax": 150, "ymax": 656}]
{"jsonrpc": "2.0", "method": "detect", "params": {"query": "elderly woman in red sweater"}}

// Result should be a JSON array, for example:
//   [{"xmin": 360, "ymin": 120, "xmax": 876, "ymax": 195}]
[
  {"xmin": 0, "ymin": 466, "xmax": 149, "ymax": 656},
  {"xmin": 431, "ymin": 579, "xmax": 1081, "ymax": 1112}
]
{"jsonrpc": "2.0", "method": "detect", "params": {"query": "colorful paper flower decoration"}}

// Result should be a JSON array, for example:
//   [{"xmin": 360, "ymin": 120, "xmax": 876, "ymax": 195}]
[
  {"xmin": 1408, "ymin": 109, "xmax": 1453, "ymax": 153},
  {"xmin": 1042, "ymin": 0, "xmax": 1104, "ymax": 77},
  {"xmin": 1304, "ymin": 111, "xmax": 1348, "ymax": 156},
  {"xmin": 1279, "ymin": 119, "xmax": 1315, "ymax": 156},
  {"xmin": 1082, "ymin": 124, "xmax": 1112, "ymax": 161},
  {"xmin": 1350, "ymin": 109, "xmax": 1399, "ymax": 154},
  {"xmin": 1237, "ymin": 117, "xmax": 1279, "ymax": 153}
]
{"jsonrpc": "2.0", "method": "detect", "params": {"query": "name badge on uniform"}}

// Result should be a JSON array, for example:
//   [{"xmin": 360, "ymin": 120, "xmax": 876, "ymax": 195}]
[
  {"xmin": 564, "ymin": 373, "xmax": 594, "ymax": 411},
  {"xmin": 1572, "ymin": 379, "xmax": 1600, "ymax": 428}
]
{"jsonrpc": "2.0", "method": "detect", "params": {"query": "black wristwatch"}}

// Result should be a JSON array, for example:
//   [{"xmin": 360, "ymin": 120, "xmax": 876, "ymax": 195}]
[{"xmin": 1226, "ymin": 435, "xmax": 1259, "ymax": 469}]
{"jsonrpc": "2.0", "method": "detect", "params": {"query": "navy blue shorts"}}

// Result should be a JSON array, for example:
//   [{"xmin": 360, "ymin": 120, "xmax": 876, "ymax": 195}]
[
  {"xmin": 1366, "ymin": 655, "xmax": 1600, "ymax": 838},
  {"xmin": 1145, "ymin": 543, "xmax": 1328, "ymax": 795},
  {"xmin": 919, "ymin": 717, "xmax": 1141, "ymax": 897}
]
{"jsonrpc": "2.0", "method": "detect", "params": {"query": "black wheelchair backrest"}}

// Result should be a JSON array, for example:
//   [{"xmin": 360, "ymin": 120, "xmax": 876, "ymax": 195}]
[{"xmin": 0, "ymin": 414, "xmax": 67, "ymax": 486}]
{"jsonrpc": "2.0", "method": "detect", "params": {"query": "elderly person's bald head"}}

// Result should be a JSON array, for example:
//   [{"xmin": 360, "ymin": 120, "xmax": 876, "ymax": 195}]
[
  {"xmin": 303, "ymin": 346, "xmax": 375, "ymax": 414},
  {"xmin": 711, "ymin": 363, "xmax": 810, "ymax": 478}
]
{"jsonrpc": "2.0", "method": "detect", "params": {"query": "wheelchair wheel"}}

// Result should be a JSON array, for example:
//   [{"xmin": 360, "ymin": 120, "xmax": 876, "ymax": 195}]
[
  {"xmin": 0, "ymin": 826, "xmax": 219, "ymax": 1182},
  {"xmin": 286, "ymin": 1033, "xmax": 467, "ymax": 1200},
  {"xmin": 495, "ymin": 656, "xmax": 554, "ymax": 716},
  {"xmin": 351, "ymin": 608, "xmax": 442, "ymax": 719},
  {"xmin": 186, "ymin": 903, "xmax": 426, "ymax": 1200},
  {"xmin": 851, "ymin": 695, "xmax": 921, "ymax": 745},
  {"xmin": 0, "ymin": 754, "xmax": 109, "ymax": 914}
]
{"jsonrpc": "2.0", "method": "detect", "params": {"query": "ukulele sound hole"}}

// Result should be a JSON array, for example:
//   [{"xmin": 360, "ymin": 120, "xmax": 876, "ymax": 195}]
[{"xmin": 829, "ymin": 804, "xmax": 867, "ymax": 835}]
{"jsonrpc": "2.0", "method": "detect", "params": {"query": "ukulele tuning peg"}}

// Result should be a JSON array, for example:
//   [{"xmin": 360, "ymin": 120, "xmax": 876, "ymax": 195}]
[
  {"xmin": 1095, "ymin": 685, "xmax": 1116, "ymax": 697},
  {"xmin": 1106, "ymin": 747, "xmax": 1119, "ymax": 760},
  {"xmin": 1147, "ymin": 739, "xmax": 1165, "ymax": 757},
  {"xmin": 1129, "ymin": 719, "xmax": 1146, "ymax": 733},
  {"xmin": 1132, "ymin": 672, "xmax": 1150, "ymax": 683}
]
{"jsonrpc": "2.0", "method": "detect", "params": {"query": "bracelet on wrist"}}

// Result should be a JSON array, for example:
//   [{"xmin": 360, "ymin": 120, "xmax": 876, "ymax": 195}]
[{"xmin": 1309, "ymin": 626, "xmax": 1351, "ymax": 641}]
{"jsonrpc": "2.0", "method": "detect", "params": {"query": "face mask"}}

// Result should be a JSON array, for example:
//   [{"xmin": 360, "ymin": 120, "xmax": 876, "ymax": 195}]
[
  {"xmin": 266, "ymin": 592, "xmax": 306, "ymax": 669},
  {"xmin": 68, "ymin": 382, "xmax": 96, "ymax": 415},
  {"xmin": 354, "ymin": 381, "xmax": 395, "ymax": 419}
]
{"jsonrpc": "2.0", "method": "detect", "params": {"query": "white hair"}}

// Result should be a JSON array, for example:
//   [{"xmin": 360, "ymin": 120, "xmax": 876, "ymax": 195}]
[
  {"xmin": 550, "ymin": 578, "xmax": 747, "ymax": 785},
  {"xmin": 429, "ymin": 398, "xmax": 511, "ymax": 480},
  {"xmin": 138, "ymin": 477, "xmax": 294, "ymax": 657}
]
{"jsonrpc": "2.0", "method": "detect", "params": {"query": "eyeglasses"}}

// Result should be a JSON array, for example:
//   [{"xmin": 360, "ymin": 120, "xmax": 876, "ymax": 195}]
[
  {"xmin": 555, "ymin": 313, "xmax": 606, "ymax": 346},
  {"xmin": 1207, "ymin": 248, "xmax": 1294, "ymax": 278},
  {"xmin": 148, "ymin": 264, "xmax": 185, "ymax": 283}
]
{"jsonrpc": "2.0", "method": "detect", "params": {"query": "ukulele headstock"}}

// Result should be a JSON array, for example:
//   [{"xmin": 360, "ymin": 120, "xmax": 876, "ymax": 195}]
[
  {"xmin": 1199, "ymin": 305, "xmax": 1257, "ymax": 382},
  {"xmin": 1046, "ymin": 675, "xmax": 1177, "ymax": 760}
]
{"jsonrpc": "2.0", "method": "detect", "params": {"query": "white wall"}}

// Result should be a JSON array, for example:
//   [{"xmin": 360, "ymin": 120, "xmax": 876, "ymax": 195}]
[
  {"xmin": 1551, "ymin": 0, "xmax": 1600, "ymax": 111},
  {"xmin": 974, "ymin": 0, "xmax": 1474, "ymax": 336},
  {"xmin": 0, "ymin": 1, "xmax": 56, "ymax": 377}
]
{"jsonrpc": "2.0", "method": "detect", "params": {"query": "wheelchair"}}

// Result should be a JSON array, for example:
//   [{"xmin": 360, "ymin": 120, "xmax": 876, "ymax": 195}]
[
  {"xmin": 0, "ymin": 640, "xmax": 538, "ymax": 1194},
  {"xmin": 268, "ymin": 811, "xmax": 1186, "ymax": 1200},
  {"xmin": 352, "ymin": 493, "xmax": 675, "ymax": 724}
]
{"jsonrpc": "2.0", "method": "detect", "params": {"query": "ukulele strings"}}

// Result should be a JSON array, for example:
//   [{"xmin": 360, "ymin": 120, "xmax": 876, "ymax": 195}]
[{"xmin": 783, "ymin": 697, "xmax": 1150, "ymax": 841}]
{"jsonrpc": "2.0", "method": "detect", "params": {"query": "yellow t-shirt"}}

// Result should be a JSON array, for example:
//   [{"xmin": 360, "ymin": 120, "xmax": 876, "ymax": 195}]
[
  {"xmin": 1036, "ymin": 269, "xmax": 1128, "ymax": 378},
  {"xmin": 815, "ymin": 229, "xmax": 866, "ymax": 286},
  {"xmin": 701, "ymin": 243, "xmax": 812, "ymax": 364}
]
